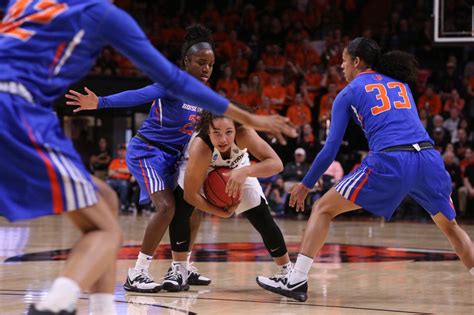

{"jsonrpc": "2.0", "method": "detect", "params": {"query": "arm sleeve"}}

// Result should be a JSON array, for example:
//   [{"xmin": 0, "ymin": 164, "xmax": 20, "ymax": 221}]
[
  {"xmin": 301, "ymin": 87, "xmax": 353, "ymax": 188},
  {"xmin": 97, "ymin": 84, "xmax": 164, "ymax": 109},
  {"xmin": 91, "ymin": 5, "xmax": 229, "ymax": 114}
]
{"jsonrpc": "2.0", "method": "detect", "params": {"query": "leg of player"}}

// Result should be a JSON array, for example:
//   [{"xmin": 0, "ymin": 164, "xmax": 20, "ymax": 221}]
[
  {"xmin": 432, "ymin": 212, "xmax": 474, "ymax": 275},
  {"xmin": 29, "ymin": 177, "xmax": 122, "ymax": 315},
  {"xmin": 124, "ymin": 189, "xmax": 175, "ymax": 293},
  {"xmin": 186, "ymin": 210, "xmax": 212, "ymax": 285},
  {"xmin": 257, "ymin": 187, "xmax": 359, "ymax": 302}
]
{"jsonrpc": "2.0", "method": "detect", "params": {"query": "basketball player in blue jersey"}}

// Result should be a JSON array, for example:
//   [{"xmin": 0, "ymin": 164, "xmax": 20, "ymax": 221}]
[
  {"xmin": 0, "ymin": 1, "xmax": 294, "ymax": 314},
  {"xmin": 66, "ymin": 24, "xmax": 216, "ymax": 293},
  {"xmin": 256, "ymin": 37, "xmax": 474, "ymax": 302}
]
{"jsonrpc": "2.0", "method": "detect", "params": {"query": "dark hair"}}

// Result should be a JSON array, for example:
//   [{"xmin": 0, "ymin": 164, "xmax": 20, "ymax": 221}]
[
  {"xmin": 346, "ymin": 37, "xmax": 418, "ymax": 85},
  {"xmin": 181, "ymin": 24, "xmax": 215, "ymax": 68},
  {"xmin": 196, "ymin": 100, "xmax": 253, "ymax": 135}
]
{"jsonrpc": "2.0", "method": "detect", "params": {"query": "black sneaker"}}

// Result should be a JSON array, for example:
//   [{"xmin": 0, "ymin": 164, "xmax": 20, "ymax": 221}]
[
  {"xmin": 27, "ymin": 304, "xmax": 76, "ymax": 314},
  {"xmin": 187, "ymin": 262, "xmax": 211, "ymax": 285},
  {"xmin": 123, "ymin": 267, "xmax": 162, "ymax": 293},
  {"xmin": 162, "ymin": 263, "xmax": 189, "ymax": 292},
  {"xmin": 256, "ymin": 269, "xmax": 308, "ymax": 302}
]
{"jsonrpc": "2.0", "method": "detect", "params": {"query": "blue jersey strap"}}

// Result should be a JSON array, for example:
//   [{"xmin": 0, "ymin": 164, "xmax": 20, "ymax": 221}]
[
  {"xmin": 302, "ymin": 86, "xmax": 352, "ymax": 188},
  {"xmin": 89, "ymin": 4, "xmax": 228, "ymax": 114},
  {"xmin": 98, "ymin": 84, "xmax": 165, "ymax": 109}
]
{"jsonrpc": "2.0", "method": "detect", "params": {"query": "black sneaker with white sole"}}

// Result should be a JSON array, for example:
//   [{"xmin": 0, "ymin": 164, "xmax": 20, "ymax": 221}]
[
  {"xmin": 27, "ymin": 304, "xmax": 76, "ymax": 315},
  {"xmin": 187, "ymin": 262, "xmax": 211, "ymax": 285},
  {"xmin": 256, "ymin": 271, "xmax": 308, "ymax": 302},
  {"xmin": 162, "ymin": 263, "xmax": 189, "ymax": 292},
  {"xmin": 123, "ymin": 268, "xmax": 162, "ymax": 293}
]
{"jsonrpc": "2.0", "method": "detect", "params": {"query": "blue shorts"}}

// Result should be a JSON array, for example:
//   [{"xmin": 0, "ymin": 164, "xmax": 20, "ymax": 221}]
[
  {"xmin": 126, "ymin": 137, "xmax": 179, "ymax": 204},
  {"xmin": 335, "ymin": 149, "xmax": 455, "ymax": 221},
  {"xmin": 0, "ymin": 93, "xmax": 97, "ymax": 222}
]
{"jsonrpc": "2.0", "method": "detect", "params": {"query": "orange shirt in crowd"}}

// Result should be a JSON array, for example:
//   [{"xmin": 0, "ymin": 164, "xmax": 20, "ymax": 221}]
[
  {"xmin": 319, "ymin": 92, "xmax": 337, "ymax": 121},
  {"xmin": 286, "ymin": 104, "xmax": 312, "ymax": 127},
  {"xmin": 216, "ymin": 78, "xmax": 239, "ymax": 98},
  {"xmin": 294, "ymin": 48, "xmax": 320, "ymax": 68},
  {"xmin": 108, "ymin": 159, "xmax": 131, "ymax": 180},
  {"xmin": 234, "ymin": 91, "xmax": 259, "ymax": 108},
  {"xmin": 230, "ymin": 57, "xmax": 249, "ymax": 80},
  {"xmin": 249, "ymin": 70, "xmax": 270, "ymax": 86},
  {"xmin": 262, "ymin": 83, "xmax": 286, "ymax": 111},
  {"xmin": 262, "ymin": 54, "xmax": 286, "ymax": 72},
  {"xmin": 417, "ymin": 94, "xmax": 442, "ymax": 116}
]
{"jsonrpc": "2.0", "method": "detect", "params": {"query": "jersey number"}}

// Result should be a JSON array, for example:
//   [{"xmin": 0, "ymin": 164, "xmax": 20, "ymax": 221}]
[
  {"xmin": 365, "ymin": 82, "xmax": 412, "ymax": 115},
  {"xmin": 0, "ymin": 0, "xmax": 68, "ymax": 41},
  {"xmin": 179, "ymin": 115, "xmax": 200, "ymax": 135}
]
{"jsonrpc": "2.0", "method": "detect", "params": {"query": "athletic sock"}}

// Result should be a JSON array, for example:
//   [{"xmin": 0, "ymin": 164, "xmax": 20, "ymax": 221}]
[
  {"xmin": 36, "ymin": 277, "xmax": 80, "ymax": 312},
  {"xmin": 173, "ymin": 261, "xmax": 188, "ymax": 284},
  {"xmin": 89, "ymin": 293, "xmax": 116, "ymax": 315},
  {"xmin": 135, "ymin": 252, "xmax": 153, "ymax": 272},
  {"xmin": 291, "ymin": 253, "xmax": 313, "ymax": 283}
]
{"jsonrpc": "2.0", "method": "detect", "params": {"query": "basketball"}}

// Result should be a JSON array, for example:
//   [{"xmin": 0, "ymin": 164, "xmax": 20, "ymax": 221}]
[{"xmin": 203, "ymin": 167, "xmax": 238, "ymax": 208}]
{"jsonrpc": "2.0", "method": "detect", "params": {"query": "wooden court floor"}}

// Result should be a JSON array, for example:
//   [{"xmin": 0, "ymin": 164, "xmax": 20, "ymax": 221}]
[{"xmin": 0, "ymin": 214, "xmax": 473, "ymax": 314}]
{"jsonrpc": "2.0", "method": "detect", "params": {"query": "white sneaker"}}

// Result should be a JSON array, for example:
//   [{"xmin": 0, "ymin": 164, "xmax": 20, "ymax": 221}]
[
  {"xmin": 123, "ymin": 268, "xmax": 162, "ymax": 293},
  {"xmin": 162, "ymin": 263, "xmax": 189, "ymax": 292},
  {"xmin": 187, "ymin": 262, "xmax": 211, "ymax": 285},
  {"xmin": 256, "ymin": 265, "xmax": 308, "ymax": 302}
]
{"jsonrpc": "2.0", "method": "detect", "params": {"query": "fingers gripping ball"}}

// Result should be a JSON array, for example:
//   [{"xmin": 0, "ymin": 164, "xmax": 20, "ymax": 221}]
[{"xmin": 203, "ymin": 167, "xmax": 238, "ymax": 208}]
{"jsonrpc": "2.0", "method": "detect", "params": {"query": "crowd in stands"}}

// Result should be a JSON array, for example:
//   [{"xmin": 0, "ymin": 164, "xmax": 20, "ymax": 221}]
[{"xmin": 7, "ymin": 0, "xmax": 469, "ymax": 218}]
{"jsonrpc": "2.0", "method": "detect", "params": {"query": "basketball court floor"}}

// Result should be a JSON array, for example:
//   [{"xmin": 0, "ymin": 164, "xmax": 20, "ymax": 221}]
[{"xmin": 0, "ymin": 214, "xmax": 472, "ymax": 314}]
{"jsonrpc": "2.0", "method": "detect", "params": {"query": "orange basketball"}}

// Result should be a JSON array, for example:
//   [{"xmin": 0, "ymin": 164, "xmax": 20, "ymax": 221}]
[{"xmin": 203, "ymin": 167, "xmax": 238, "ymax": 208}]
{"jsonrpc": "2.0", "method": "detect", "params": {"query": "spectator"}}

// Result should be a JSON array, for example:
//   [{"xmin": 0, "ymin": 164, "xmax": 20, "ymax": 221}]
[
  {"xmin": 319, "ymin": 83, "xmax": 338, "ymax": 121},
  {"xmin": 417, "ymin": 85, "xmax": 442, "ymax": 116},
  {"xmin": 281, "ymin": 148, "xmax": 310, "ymax": 191},
  {"xmin": 215, "ymin": 65, "xmax": 239, "ymax": 98},
  {"xmin": 443, "ymin": 89, "xmax": 465, "ymax": 114},
  {"xmin": 286, "ymin": 93, "xmax": 312, "ymax": 128},
  {"xmin": 443, "ymin": 107, "xmax": 461, "ymax": 142},
  {"xmin": 107, "ymin": 144, "xmax": 132, "ymax": 212},
  {"xmin": 458, "ymin": 162, "xmax": 474, "ymax": 217},
  {"xmin": 262, "ymin": 75, "xmax": 286, "ymax": 112},
  {"xmin": 265, "ymin": 176, "xmax": 287, "ymax": 215},
  {"xmin": 454, "ymin": 128, "xmax": 473, "ymax": 159},
  {"xmin": 444, "ymin": 151, "xmax": 463, "ymax": 209},
  {"xmin": 89, "ymin": 137, "xmax": 112, "ymax": 179},
  {"xmin": 460, "ymin": 148, "xmax": 474, "ymax": 175},
  {"xmin": 234, "ymin": 82, "xmax": 258, "ymax": 108}
]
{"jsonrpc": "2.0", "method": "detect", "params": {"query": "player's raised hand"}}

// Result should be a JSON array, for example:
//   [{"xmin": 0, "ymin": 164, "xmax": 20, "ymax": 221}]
[
  {"xmin": 289, "ymin": 182, "xmax": 310, "ymax": 212},
  {"xmin": 65, "ymin": 87, "xmax": 99, "ymax": 112}
]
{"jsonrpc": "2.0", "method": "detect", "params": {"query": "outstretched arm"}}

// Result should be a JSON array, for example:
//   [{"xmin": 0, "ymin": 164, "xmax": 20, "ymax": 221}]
[
  {"xmin": 65, "ymin": 84, "xmax": 165, "ymax": 112},
  {"xmin": 290, "ymin": 87, "xmax": 353, "ymax": 210}
]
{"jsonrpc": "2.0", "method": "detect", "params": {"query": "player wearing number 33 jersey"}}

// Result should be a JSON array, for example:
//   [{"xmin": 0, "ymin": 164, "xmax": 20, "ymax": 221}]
[{"xmin": 302, "ymin": 40, "xmax": 453, "ymax": 221}]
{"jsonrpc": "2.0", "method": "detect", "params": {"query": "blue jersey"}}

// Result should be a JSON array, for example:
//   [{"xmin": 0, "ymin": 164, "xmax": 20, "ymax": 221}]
[
  {"xmin": 98, "ymin": 84, "xmax": 200, "ymax": 153},
  {"xmin": 0, "ymin": 0, "xmax": 228, "ymax": 113},
  {"xmin": 303, "ymin": 70, "xmax": 431, "ymax": 188}
]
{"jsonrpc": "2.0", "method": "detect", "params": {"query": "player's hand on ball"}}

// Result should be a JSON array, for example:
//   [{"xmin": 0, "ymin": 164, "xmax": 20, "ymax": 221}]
[
  {"xmin": 65, "ymin": 87, "xmax": 99, "ymax": 112},
  {"xmin": 289, "ymin": 183, "xmax": 310, "ymax": 212},
  {"xmin": 224, "ymin": 168, "xmax": 248, "ymax": 200}
]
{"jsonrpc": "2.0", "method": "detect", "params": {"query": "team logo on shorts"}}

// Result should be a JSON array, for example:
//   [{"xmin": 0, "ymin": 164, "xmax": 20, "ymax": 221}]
[{"xmin": 213, "ymin": 153, "xmax": 218, "ymax": 161}]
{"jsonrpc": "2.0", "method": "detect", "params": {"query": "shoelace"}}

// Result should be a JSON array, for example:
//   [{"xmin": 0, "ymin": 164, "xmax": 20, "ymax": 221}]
[
  {"xmin": 164, "ymin": 264, "xmax": 182, "ymax": 281},
  {"xmin": 134, "ymin": 270, "xmax": 156, "ymax": 283},
  {"xmin": 269, "ymin": 263, "xmax": 293, "ymax": 282},
  {"xmin": 187, "ymin": 262, "xmax": 199, "ymax": 275}
]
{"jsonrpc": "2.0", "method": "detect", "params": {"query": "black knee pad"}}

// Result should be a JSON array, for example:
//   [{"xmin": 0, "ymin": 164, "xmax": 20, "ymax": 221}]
[
  {"xmin": 245, "ymin": 198, "xmax": 288, "ymax": 257},
  {"xmin": 169, "ymin": 186, "xmax": 195, "ymax": 252}
]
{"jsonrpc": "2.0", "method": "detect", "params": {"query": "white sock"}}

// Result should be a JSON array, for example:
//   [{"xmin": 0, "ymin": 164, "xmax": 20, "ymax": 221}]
[
  {"xmin": 470, "ymin": 267, "xmax": 474, "ymax": 276},
  {"xmin": 173, "ymin": 261, "xmax": 188, "ymax": 283},
  {"xmin": 187, "ymin": 251, "xmax": 192, "ymax": 264},
  {"xmin": 89, "ymin": 293, "xmax": 116, "ymax": 315},
  {"xmin": 291, "ymin": 253, "xmax": 313, "ymax": 283},
  {"xmin": 135, "ymin": 252, "xmax": 153, "ymax": 272},
  {"xmin": 36, "ymin": 277, "xmax": 80, "ymax": 312}
]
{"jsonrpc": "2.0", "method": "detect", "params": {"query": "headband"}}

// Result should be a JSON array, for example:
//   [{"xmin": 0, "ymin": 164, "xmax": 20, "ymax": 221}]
[{"xmin": 186, "ymin": 42, "xmax": 213, "ymax": 56}]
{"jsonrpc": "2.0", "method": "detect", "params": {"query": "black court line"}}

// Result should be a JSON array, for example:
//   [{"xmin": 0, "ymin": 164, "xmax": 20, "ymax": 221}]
[{"xmin": 0, "ymin": 291, "xmax": 196, "ymax": 315}]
